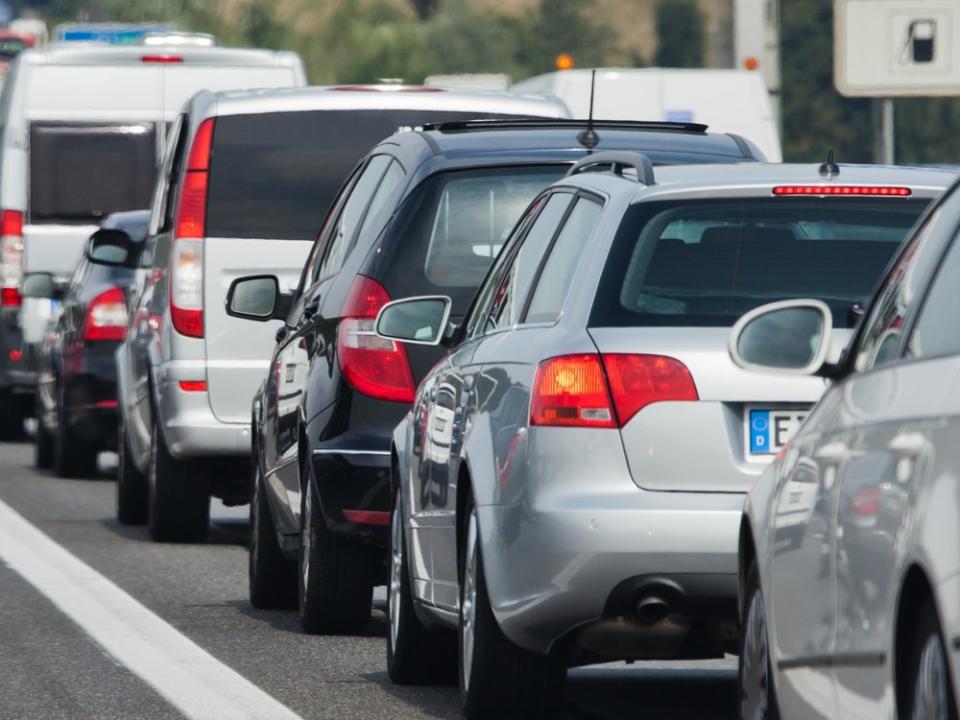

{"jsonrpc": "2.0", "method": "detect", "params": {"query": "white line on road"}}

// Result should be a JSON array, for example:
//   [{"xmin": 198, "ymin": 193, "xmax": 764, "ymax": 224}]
[{"xmin": 0, "ymin": 496, "xmax": 303, "ymax": 720}]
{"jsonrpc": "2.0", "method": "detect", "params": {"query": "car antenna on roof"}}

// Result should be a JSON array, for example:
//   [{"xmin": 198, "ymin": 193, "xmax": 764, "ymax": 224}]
[
  {"xmin": 577, "ymin": 69, "xmax": 600, "ymax": 152},
  {"xmin": 819, "ymin": 148, "xmax": 840, "ymax": 178}
]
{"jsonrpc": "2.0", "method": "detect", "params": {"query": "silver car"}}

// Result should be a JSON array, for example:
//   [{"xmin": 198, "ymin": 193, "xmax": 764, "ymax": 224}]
[
  {"xmin": 734, "ymin": 177, "xmax": 960, "ymax": 719},
  {"xmin": 379, "ymin": 155, "xmax": 954, "ymax": 718}
]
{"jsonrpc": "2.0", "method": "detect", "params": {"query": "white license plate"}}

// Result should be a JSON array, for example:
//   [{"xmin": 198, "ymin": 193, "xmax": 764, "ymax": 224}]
[{"xmin": 746, "ymin": 408, "xmax": 808, "ymax": 456}]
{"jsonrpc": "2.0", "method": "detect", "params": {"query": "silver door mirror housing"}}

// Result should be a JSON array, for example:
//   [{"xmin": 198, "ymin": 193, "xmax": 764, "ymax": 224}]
[
  {"xmin": 375, "ymin": 296, "xmax": 452, "ymax": 346},
  {"xmin": 729, "ymin": 299, "xmax": 833, "ymax": 375},
  {"xmin": 226, "ymin": 275, "xmax": 290, "ymax": 322}
]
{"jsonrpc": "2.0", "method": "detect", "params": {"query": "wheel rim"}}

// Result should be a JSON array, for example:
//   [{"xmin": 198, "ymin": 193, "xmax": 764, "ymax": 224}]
[
  {"xmin": 460, "ymin": 508, "xmax": 478, "ymax": 693},
  {"xmin": 912, "ymin": 633, "xmax": 949, "ymax": 720},
  {"xmin": 301, "ymin": 481, "xmax": 312, "ymax": 592},
  {"xmin": 741, "ymin": 588, "xmax": 770, "ymax": 720},
  {"xmin": 388, "ymin": 500, "xmax": 403, "ymax": 652}
]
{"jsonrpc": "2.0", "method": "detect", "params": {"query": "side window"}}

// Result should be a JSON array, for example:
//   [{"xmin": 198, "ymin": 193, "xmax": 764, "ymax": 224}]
[
  {"xmin": 314, "ymin": 155, "xmax": 391, "ymax": 282},
  {"xmin": 485, "ymin": 192, "xmax": 572, "ymax": 333},
  {"xmin": 853, "ymin": 204, "xmax": 946, "ymax": 372},
  {"xmin": 357, "ymin": 159, "xmax": 405, "ymax": 242},
  {"xmin": 525, "ymin": 196, "xmax": 603, "ymax": 324},
  {"xmin": 905, "ymin": 230, "xmax": 960, "ymax": 360}
]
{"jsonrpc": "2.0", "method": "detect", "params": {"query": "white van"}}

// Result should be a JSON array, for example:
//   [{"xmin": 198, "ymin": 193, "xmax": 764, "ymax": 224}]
[
  {"xmin": 511, "ymin": 67, "xmax": 781, "ymax": 162},
  {"xmin": 0, "ymin": 43, "xmax": 305, "ymax": 434}
]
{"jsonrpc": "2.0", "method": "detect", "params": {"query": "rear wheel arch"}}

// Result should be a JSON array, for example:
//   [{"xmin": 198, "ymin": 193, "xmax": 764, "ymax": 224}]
[
  {"xmin": 739, "ymin": 519, "xmax": 758, "ymax": 621},
  {"xmin": 455, "ymin": 460, "xmax": 474, "ymax": 586},
  {"xmin": 895, "ymin": 564, "xmax": 939, "ymax": 714}
]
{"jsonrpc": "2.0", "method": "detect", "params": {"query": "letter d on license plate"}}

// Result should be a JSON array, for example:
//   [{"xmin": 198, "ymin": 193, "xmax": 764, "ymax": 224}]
[{"xmin": 747, "ymin": 408, "xmax": 808, "ymax": 456}]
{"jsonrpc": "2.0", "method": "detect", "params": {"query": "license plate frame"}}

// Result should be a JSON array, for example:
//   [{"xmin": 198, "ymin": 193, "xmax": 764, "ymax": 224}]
[{"xmin": 744, "ymin": 406, "xmax": 810, "ymax": 457}]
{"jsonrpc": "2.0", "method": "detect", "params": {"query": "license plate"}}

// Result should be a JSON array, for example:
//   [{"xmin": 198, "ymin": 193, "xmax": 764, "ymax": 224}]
[{"xmin": 746, "ymin": 408, "xmax": 808, "ymax": 456}]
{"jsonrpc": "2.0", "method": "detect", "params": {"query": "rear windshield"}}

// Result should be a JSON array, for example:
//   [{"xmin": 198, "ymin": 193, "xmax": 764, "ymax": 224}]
[
  {"xmin": 205, "ymin": 109, "xmax": 544, "ymax": 241},
  {"xmin": 30, "ymin": 122, "xmax": 158, "ymax": 222},
  {"xmin": 591, "ymin": 198, "xmax": 930, "ymax": 329},
  {"xmin": 375, "ymin": 165, "xmax": 565, "ymax": 310}
]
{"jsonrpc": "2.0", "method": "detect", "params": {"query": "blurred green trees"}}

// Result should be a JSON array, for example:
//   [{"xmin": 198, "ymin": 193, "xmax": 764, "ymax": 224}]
[{"xmin": 654, "ymin": 0, "xmax": 704, "ymax": 68}]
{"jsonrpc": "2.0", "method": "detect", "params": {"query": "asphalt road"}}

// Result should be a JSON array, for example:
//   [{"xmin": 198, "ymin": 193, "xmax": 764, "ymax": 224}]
[{"xmin": 0, "ymin": 439, "xmax": 737, "ymax": 720}]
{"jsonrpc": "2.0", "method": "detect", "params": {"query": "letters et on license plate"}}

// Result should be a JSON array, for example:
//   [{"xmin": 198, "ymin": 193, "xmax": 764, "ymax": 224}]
[{"xmin": 748, "ymin": 408, "xmax": 807, "ymax": 455}]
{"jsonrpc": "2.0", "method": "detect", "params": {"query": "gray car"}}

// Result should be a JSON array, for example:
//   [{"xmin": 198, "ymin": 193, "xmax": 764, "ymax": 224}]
[
  {"xmin": 734, "ymin": 177, "xmax": 960, "ymax": 719},
  {"xmin": 379, "ymin": 156, "xmax": 954, "ymax": 718}
]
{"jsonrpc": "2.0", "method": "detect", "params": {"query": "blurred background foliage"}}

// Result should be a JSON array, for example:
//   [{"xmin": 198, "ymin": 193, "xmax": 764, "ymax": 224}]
[{"xmin": 42, "ymin": 0, "xmax": 960, "ymax": 164}]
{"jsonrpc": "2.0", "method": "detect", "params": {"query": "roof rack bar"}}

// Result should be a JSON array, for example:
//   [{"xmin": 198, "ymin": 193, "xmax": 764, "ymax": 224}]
[
  {"xmin": 421, "ymin": 118, "xmax": 709, "ymax": 134},
  {"xmin": 565, "ymin": 151, "xmax": 656, "ymax": 185}
]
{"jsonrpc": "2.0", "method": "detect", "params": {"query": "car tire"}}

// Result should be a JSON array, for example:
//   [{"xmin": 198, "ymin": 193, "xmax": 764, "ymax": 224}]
[
  {"xmin": 458, "ymin": 496, "xmax": 563, "ymax": 719},
  {"xmin": 298, "ymin": 456, "xmax": 373, "ymax": 635},
  {"xmin": 739, "ymin": 559, "xmax": 780, "ymax": 720},
  {"xmin": 116, "ymin": 413, "xmax": 148, "ymax": 525},
  {"xmin": 53, "ymin": 392, "xmax": 98, "ymax": 478},
  {"xmin": 0, "ymin": 390, "xmax": 25, "ymax": 440},
  {"xmin": 148, "ymin": 422, "xmax": 209, "ymax": 543},
  {"xmin": 249, "ymin": 451, "xmax": 297, "ymax": 609},
  {"xmin": 902, "ymin": 598, "xmax": 958, "ymax": 720},
  {"xmin": 387, "ymin": 488, "xmax": 456, "ymax": 685},
  {"xmin": 34, "ymin": 401, "xmax": 54, "ymax": 470}
]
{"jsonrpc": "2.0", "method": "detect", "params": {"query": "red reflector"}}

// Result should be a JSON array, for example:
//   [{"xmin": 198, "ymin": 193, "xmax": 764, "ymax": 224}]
[
  {"xmin": 178, "ymin": 380, "xmax": 207, "ymax": 392},
  {"xmin": 94, "ymin": 400, "xmax": 119, "ymax": 409},
  {"xmin": 601, "ymin": 354, "xmax": 699, "ymax": 426},
  {"xmin": 82, "ymin": 286, "xmax": 127, "ymax": 342},
  {"xmin": 0, "ymin": 286, "xmax": 21, "ymax": 307},
  {"xmin": 1, "ymin": 209, "xmax": 23, "ymax": 237},
  {"xmin": 141, "ymin": 54, "xmax": 184, "ymax": 63},
  {"xmin": 772, "ymin": 185, "xmax": 911, "ymax": 197},
  {"xmin": 342, "ymin": 509, "xmax": 390, "ymax": 526},
  {"xmin": 8, "ymin": 349, "xmax": 21, "ymax": 361},
  {"xmin": 531, "ymin": 354, "xmax": 616, "ymax": 428},
  {"xmin": 337, "ymin": 276, "xmax": 415, "ymax": 404}
]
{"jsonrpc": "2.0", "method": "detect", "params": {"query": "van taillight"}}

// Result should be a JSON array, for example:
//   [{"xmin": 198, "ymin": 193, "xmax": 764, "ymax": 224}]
[
  {"xmin": 0, "ymin": 209, "xmax": 23, "ymax": 296},
  {"xmin": 82, "ymin": 286, "xmax": 128, "ymax": 342},
  {"xmin": 0, "ymin": 286, "xmax": 21, "ymax": 307},
  {"xmin": 337, "ymin": 275, "xmax": 415, "ymax": 404},
  {"xmin": 531, "ymin": 354, "xmax": 698, "ymax": 429},
  {"xmin": 170, "ymin": 118, "xmax": 214, "ymax": 338}
]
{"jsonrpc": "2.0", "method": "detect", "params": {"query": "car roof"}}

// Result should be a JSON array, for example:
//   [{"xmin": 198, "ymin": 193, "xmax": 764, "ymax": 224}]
[
  {"xmin": 17, "ymin": 43, "xmax": 299, "ymax": 67},
  {"xmin": 559, "ymin": 162, "xmax": 958, "ymax": 202},
  {"xmin": 197, "ymin": 85, "xmax": 570, "ymax": 118}
]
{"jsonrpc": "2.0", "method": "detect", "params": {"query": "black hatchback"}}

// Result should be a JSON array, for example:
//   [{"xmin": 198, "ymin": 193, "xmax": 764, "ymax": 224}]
[{"xmin": 226, "ymin": 119, "xmax": 765, "ymax": 632}]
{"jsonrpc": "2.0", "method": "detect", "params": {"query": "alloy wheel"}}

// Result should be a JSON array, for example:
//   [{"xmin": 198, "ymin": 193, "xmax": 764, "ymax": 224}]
[
  {"xmin": 460, "ymin": 508, "xmax": 478, "ymax": 693},
  {"xmin": 741, "ymin": 588, "xmax": 770, "ymax": 720},
  {"xmin": 912, "ymin": 634, "xmax": 949, "ymax": 720}
]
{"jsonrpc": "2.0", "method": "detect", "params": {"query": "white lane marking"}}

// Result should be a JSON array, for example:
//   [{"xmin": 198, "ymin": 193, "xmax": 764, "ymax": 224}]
[{"xmin": 0, "ymin": 497, "xmax": 303, "ymax": 720}]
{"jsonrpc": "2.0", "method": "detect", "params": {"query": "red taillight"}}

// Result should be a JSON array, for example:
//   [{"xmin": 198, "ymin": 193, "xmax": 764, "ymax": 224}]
[
  {"xmin": 0, "ymin": 286, "xmax": 20, "ymax": 307},
  {"xmin": 82, "ymin": 286, "xmax": 128, "ymax": 342},
  {"xmin": 772, "ymin": 185, "xmax": 911, "ymax": 197},
  {"xmin": 337, "ymin": 276, "xmax": 415, "ymax": 403},
  {"xmin": 9, "ymin": 349, "xmax": 21, "ymax": 362},
  {"xmin": 531, "ymin": 353, "xmax": 699, "ymax": 429},
  {"xmin": 602, "ymin": 354, "xmax": 699, "ymax": 426},
  {"xmin": 1, "ymin": 209, "xmax": 22, "ymax": 236},
  {"xmin": 170, "ymin": 118, "xmax": 213, "ymax": 339},
  {"xmin": 141, "ymin": 54, "xmax": 184, "ymax": 63},
  {"xmin": 851, "ymin": 487, "xmax": 882, "ymax": 517},
  {"xmin": 1, "ymin": 209, "xmax": 24, "ymax": 292},
  {"xmin": 531, "ymin": 354, "xmax": 616, "ymax": 428},
  {"xmin": 178, "ymin": 380, "xmax": 207, "ymax": 392}
]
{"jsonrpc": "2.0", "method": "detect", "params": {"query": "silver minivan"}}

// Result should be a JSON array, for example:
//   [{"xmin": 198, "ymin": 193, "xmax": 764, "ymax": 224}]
[
  {"xmin": 110, "ymin": 85, "xmax": 569, "ymax": 542},
  {"xmin": 0, "ymin": 43, "xmax": 305, "ymax": 436}
]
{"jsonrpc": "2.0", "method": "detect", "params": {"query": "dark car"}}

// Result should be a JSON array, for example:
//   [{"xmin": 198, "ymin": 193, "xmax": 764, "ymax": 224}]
[
  {"xmin": 226, "ymin": 119, "xmax": 766, "ymax": 633},
  {"xmin": 33, "ymin": 210, "xmax": 150, "ymax": 477}
]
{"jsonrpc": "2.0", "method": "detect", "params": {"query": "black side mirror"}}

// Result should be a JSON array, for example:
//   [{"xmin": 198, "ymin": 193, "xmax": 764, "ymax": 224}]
[
  {"xmin": 226, "ymin": 275, "xmax": 293, "ymax": 322},
  {"xmin": 21, "ymin": 272, "xmax": 64, "ymax": 301},
  {"xmin": 87, "ymin": 228, "xmax": 138, "ymax": 268}
]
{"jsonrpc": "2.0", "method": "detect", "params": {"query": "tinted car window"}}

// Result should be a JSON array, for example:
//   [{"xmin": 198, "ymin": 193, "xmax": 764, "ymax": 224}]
[
  {"xmin": 206, "ymin": 110, "xmax": 535, "ymax": 241},
  {"xmin": 375, "ymin": 166, "xmax": 565, "ymax": 313},
  {"xmin": 906, "ymin": 233, "xmax": 960, "ymax": 360},
  {"xmin": 591, "ymin": 198, "xmax": 929, "ymax": 329},
  {"xmin": 30, "ymin": 122, "xmax": 158, "ymax": 222},
  {"xmin": 526, "ymin": 196, "xmax": 603, "ymax": 324},
  {"xmin": 358, "ymin": 159, "xmax": 405, "ymax": 242}
]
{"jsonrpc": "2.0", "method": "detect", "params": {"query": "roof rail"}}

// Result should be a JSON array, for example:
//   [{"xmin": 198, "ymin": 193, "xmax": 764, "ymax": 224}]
[
  {"xmin": 566, "ymin": 151, "xmax": 656, "ymax": 185},
  {"xmin": 421, "ymin": 118, "xmax": 709, "ymax": 134}
]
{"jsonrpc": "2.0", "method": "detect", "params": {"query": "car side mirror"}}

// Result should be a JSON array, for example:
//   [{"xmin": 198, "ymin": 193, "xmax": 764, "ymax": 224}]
[
  {"xmin": 375, "ymin": 296, "xmax": 453, "ymax": 346},
  {"xmin": 21, "ymin": 272, "xmax": 63, "ymax": 300},
  {"xmin": 226, "ymin": 275, "xmax": 292, "ymax": 322},
  {"xmin": 87, "ymin": 228, "xmax": 138, "ymax": 268},
  {"xmin": 729, "ymin": 299, "xmax": 835, "ymax": 376}
]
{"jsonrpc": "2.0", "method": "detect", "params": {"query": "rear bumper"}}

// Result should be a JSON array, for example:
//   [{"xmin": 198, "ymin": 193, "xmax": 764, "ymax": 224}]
[
  {"xmin": 156, "ymin": 379, "xmax": 252, "ymax": 459},
  {"xmin": 61, "ymin": 342, "xmax": 122, "ymax": 449},
  {"xmin": 0, "ymin": 309, "xmax": 34, "ymax": 393}
]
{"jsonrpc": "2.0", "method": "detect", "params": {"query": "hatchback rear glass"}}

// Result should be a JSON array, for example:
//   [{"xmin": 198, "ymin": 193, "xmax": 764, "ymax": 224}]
[
  {"xmin": 590, "ymin": 198, "xmax": 930, "ymax": 329},
  {"xmin": 375, "ymin": 165, "xmax": 565, "ymax": 310},
  {"xmin": 205, "ymin": 110, "xmax": 544, "ymax": 241},
  {"xmin": 30, "ymin": 122, "xmax": 157, "ymax": 222}
]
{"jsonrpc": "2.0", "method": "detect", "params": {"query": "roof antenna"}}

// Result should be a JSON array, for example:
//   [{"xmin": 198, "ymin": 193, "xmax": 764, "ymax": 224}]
[
  {"xmin": 819, "ymin": 148, "xmax": 840, "ymax": 178},
  {"xmin": 577, "ymin": 68, "xmax": 600, "ymax": 152}
]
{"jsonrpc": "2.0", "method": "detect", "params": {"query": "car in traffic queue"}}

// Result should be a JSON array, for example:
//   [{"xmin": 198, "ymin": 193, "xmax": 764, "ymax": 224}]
[
  {"xmin": 733, "ymin": 176, "xmax": 960, "ymax": 720},
  {"xmin": 224, "ymin": 119, "xmax": 768, "ymax": 634},
  {"xmin": 0, "ymin": 42, "xmax": 306, "ymax": 439},
  {"xmin": 31, "ymin": 210, "xmax": 150, "ymax": 478},
  {"xmin": 377, "ymin": 156, "xmax": 954, "ymax": 718},
  {"xmin": 109, "ymin": 86, "xmax": 569, "ymax": 543}
]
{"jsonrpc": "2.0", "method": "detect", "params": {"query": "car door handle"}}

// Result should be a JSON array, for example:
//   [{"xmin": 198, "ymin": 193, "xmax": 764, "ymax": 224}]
[{"xmin": 303, "ymin": 296, "xmax": 320, "ymax": 320}]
